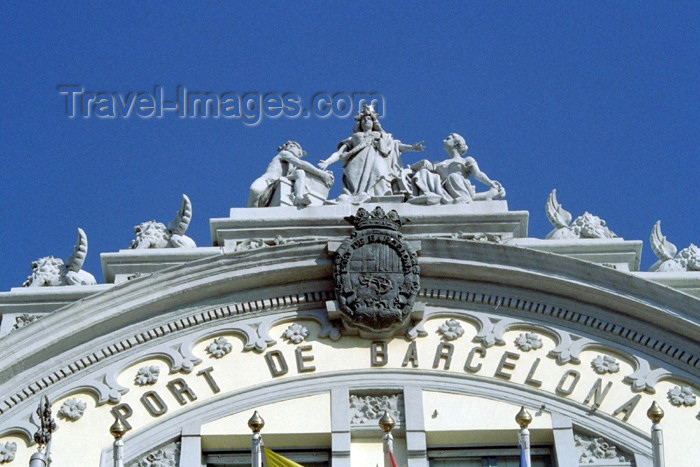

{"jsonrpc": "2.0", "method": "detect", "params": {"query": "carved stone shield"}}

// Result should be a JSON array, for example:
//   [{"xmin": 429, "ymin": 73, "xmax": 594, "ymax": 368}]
[{"xmin": 333, "ymin": 207, "xmax": 420, "ymax": 335}]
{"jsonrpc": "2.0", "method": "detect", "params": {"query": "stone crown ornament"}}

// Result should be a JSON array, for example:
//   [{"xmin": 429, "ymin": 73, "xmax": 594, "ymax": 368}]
[
  {"xmin": 331, "ymin": 206, "xmax": 420, "ymax": 338},
  {"xmin": 344, "ymin": 205, "xmax": 407, "ymax": 231}
]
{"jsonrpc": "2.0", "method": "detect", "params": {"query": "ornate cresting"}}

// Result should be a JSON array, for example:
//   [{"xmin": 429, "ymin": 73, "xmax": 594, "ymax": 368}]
[{"xmin": 331, "ymin": 206, "xmax": 421, "ymax": 338}]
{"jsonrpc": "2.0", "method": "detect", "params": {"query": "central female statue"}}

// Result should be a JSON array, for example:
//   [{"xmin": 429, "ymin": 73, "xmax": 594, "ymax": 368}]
[{"xmin": 318, "ymin": 105, "xmax": 424, "ymax": 203}]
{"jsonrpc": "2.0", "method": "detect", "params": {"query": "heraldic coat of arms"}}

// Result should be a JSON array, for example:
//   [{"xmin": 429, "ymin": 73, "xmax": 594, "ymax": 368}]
[{"xmin": 332, "ymin": 206, "xmax": 420, "ymax": 337}]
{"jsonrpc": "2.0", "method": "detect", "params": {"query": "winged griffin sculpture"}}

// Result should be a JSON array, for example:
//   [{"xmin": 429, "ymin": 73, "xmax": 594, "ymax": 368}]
[
  {"xmin": 130, "ymin": 194, "xmax": 197, "ymax": 249},
  {"xmin": 649, "ymin": 221, "xmax": 699, "ymax": 272},
  {"xmin": 22, "ymin": 228, "xmax": 97, "ymax": 286},
  {"xmin": 545, "ymin": 189, "xmax": 617, "ymax": 240}
]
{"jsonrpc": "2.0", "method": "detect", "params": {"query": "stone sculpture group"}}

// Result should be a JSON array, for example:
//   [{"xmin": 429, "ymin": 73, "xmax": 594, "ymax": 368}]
[
  {"xmin": 249, "ymin": 105, "xmax": 505, "ymax": 207},
  {"xmin": 18, "ymin": 106, "xmax": 699, "ymax": 287}
]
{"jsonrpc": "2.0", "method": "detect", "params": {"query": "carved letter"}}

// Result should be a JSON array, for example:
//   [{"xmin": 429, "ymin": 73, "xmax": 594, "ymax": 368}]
[
  {"xmin": 141, "ymin": 391, "xmax": 168, "ymax": 416},
  {"xmin": 110, "ymin": 403, "xmax": 133, "ymax": 431},
  {"xmin": 525, "ymin": 358, "xmax": 543, "ymax": 387},
  {"xmin": 464, "ymin": 346, "xmax": 486, "ymax": 373},
  {"xmin": 613, "ymin": 395, "xmax": 642, "ymax": 422},
  {"xmin": 584, "ymin": 378, "xmax": 613, "ymax": 409},
  {"xmin": 167, "ymin": 377, "xmax": 198, "ymax": 406},
  {"xmin": 402, "ymin": 341, "xmax": 419, "ymax": 368},
  {"xmin": 495, "ymin": 351, "xmax": 520, "ymax": 380},
  {"xmin": 556, "ymin": 370, "xmax": 581, "ymax": 396},
  {"xmin": 371, "ymin": 341, "xmax": 388, "ymax": 367},
  {"xmin": 433, "ymin": 342, "xmax": 454, "ymax": 370},
  {"xmin": 265, "ymin": 350, "xmax": 289, "ymax": 377},
  {"xmin": 295, "ymin": 345, "xmax": 316, "ymax": 373},
  {"xmin": 196, "ymin": 367, "xmax": 220, "ymax": 394}
]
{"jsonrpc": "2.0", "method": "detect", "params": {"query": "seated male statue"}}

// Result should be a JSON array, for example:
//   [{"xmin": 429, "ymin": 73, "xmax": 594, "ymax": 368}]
[{"xmin": 248, "ymin": 141, "xmax": 334, "ymax": 207}]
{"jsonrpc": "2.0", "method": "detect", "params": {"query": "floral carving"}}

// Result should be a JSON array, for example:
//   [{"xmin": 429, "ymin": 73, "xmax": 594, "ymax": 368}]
[
  {"xmin": 12, "ymin": 313, "xmax": 41, "ymax": 330},
  {"xmin": 514, "ymin": 332, "xmax": 543, "ymax": 352},
  {"xmin": 58, "ymin": 398, "xmax": 87, "ymax": 421},
  {"xmin": 591, "ymin": 355, "xmax": 620, "ymax": 374},
  {"xmin": 667, "ymin": 386, "xmax": 696, "ymax": 407},
  {"xmin": 129, "ymin": 442, "xmax": 180, "ymax": 467},
  {"xmin": 349, "ymin": 394, "xmax": 403, "ymax": 426},
  {"xmin": 135, "ymin": 365, "xmax": 160, "ymax": 386},
  {"xmin": 206, "ymin": 337, "xmax": 232, "ymax": 358},
  {"xmin": 0, "ymin": 442, "xmax": 17, "ymax": 463},
  {"xmin": 437, "ymin": 319, "xmax": 464, "ymax": 341},
  {"xmin": 234, "ymin": 238, "xmax": 266, "ymax": 252},
  {"xmin": 283, "ymin": 323, "xmax": 309, "ymax": 344},
  {"xmin": 574, "ymin": 433, "xmax": 631, "ymax": 463}
]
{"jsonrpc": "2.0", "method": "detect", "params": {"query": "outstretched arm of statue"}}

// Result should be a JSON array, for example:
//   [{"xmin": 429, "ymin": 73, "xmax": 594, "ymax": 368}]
[
  {"xmin": 398, "ymin": 141, "xmax": 425, "ymax": 152},
  {"xmin": 465, "ymin": 156, "xmax": 505, "ymax": 200},
  {"xmin": 318, "ymin": 143, "xmax": 349, "ymax": 170},
  {"xmin": 281, "ymin": 152, "xmax": 334, "ymax": 186},
  {"xmin": 465, "ymin": 157, "xmax": 496, "ymax": 187}
]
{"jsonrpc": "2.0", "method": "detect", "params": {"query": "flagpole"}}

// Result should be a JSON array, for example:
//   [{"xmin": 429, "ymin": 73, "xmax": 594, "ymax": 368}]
[
  {"xmin": 378, "ymin": 410, "xmax": 396, "ymax": 467},
  {"xmin": 515, "ymin": 406, "xmax": 533, "ymax": 467},
  {"xmin": 647, "ymin": 402, "xmax": 665, "ymax": 467},
  {"xmin": 109, "ymin": 418, "xmax": 127, "ymax": 467},
  {"xmin": 248, "ymin": 411, "xmax": 265, "ymax": 467}
]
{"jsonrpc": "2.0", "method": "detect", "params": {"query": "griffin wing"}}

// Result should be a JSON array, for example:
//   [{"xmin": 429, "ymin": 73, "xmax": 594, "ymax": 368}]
[
  {"xmin": 167, "ymin": 194, "xmax": 192, "ymax": 236},
  {"xmin": 65, "ymin": 228, "xmax": 88, "ymax": 272},
  {"xmin": 545, "ymin": 189, "xmax": 572, "ymax": 229},
  {"xmin": 650, "ymin": 221, "xmax": 677, "ymax": 261}
]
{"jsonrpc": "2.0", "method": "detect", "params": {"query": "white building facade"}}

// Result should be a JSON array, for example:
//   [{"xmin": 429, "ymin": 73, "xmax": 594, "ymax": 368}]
[{"xmin": 0, "ymin": 120, "xmax": 698, "ymax": 467}]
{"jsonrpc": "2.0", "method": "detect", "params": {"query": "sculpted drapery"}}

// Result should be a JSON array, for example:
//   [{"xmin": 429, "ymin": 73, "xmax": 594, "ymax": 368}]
[{"xmin": 319, "ymin": 105, "xmax": 424, "ymax": 203}]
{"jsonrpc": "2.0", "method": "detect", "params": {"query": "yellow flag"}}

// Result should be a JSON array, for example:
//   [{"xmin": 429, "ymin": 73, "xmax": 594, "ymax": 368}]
[{"xmin": 264, "ymin": 447, "xmax": 305, "ymax": 467}]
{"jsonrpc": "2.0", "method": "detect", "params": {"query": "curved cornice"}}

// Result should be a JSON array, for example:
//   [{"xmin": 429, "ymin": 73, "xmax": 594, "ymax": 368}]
[{"xmin": 1, "ymin": 239, "xmax": 697, "ymax": 397}]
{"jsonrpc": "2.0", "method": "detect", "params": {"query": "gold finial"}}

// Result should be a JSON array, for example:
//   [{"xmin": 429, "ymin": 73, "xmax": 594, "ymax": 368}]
[
  {"xmin": 248, "ymin": 410, "xmax": 265, "ymax": 433},
  {"xmin": 515, "ymin": 406, "xmax": 533, "ymax": 429},
  {"xmin": 647, "ymin": 401, "xmax": 665, "ymax": 424},
  {"xmin": 109, "ymin": 418, "xmax": 127, "ymax": 440},
  {"xmin": 378, "ymin": 410, "xmax": 396, "ymax": 433}
]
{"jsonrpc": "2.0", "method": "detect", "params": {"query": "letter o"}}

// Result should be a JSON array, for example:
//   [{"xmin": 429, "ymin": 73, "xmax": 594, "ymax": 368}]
[
  {"xmin": 312, "ymin": 93, "xmax": 332, "ymax": 118},
  {"xmin": 332, "ymin": 93, "xmax": 353, "ymax": 118}
]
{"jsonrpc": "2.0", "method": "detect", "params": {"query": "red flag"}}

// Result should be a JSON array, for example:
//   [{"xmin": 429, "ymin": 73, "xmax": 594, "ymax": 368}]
[{"xmin": 388, "ymin": 451, "xmax": 398, "ymax": 467}]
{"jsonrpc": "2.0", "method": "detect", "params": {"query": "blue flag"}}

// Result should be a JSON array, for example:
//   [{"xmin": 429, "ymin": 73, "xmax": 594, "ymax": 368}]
[{"xmin": 519, "ymin": 444, "xmax": 528, "ymax": 467}]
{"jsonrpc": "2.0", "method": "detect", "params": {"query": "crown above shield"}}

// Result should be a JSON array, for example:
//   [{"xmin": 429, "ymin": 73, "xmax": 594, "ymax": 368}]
[{"xmin": 344, "ymin": 206, "xmax": 408, "ymax": 231}]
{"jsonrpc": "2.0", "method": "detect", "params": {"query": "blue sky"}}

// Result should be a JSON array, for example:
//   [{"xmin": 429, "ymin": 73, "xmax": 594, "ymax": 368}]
[{"xmin": 0, "ymin": 2, "xmax": 697, "ymax": 291}]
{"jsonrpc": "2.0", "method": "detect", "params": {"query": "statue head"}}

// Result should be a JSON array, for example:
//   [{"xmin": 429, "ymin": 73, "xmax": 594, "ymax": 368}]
[
  {"xmin": 131, "ymin": 221, "xmax": 170, "ymax": 249},
  {"xmin": 353, "ymin": 104, "xmax": 383, "ymax": 133},
  {"xmin": 678, "ymin": 244, "xmax": 700, "ymax": 271},
  {"xmin": 277, "ymin": 141, "xmax": 306, "ymax": 158},
  {"xmin": 23, "ymin": 256, "xmax": 65, "ymax": 287},
  {"xmin": 443, "ymin": 133, "xmax": 468, "ymax": 155},
  {"xmin": 572, "ymin": 212, "xmax": 617, "ymax": 239}
]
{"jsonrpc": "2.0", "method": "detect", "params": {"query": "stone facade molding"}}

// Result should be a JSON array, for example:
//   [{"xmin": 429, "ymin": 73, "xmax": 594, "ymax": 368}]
[{"xmin": 0, "ymin": 240, "xmax": 697, "ymax": 453}]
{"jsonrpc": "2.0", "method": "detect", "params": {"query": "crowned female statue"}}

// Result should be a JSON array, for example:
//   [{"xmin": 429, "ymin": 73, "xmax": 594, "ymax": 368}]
[{"xmin": 318, "ymin": 105, "xmax": 424, "ymax": 203}]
